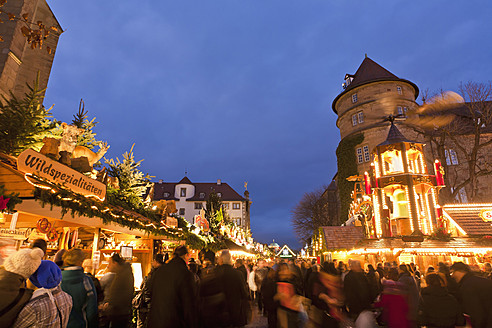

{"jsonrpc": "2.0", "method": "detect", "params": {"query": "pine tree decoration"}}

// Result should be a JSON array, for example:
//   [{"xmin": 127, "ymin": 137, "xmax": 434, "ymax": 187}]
[
  {"xmin": 205, "ymin": 191, "xmax": 226, "ymax": 233},
  {"xmin": 0, "ymin": 76, "xmax": 56, "ymax": 155},
  {"xmin": 72, "ymin": 99, "xmax": 99, "ymax": 150},
  {"xmin": 105, "ymin": 144, "xmax": 153, "ymax": 210}
]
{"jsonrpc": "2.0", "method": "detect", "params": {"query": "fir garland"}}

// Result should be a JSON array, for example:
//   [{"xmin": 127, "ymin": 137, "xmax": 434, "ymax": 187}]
[
  {"xmin": 0, "ymin": 184, "xmax": 23, "ymax": 213},
  {"xmin": 336, "ymin": 133, "xmax": 364, "ymax": 225}
]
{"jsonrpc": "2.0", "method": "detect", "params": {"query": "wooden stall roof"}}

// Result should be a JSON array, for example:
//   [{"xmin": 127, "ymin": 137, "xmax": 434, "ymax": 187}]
[
  {"xmin": 321, "ymin": 226, "xmax": 364, "ymax": 250},
  {"xmin": 443, "ymin": 204, "xmax": 492, "ymax": 236},
  {"xmin": 0, "ymin": 160, "xmax": 34, "ymax": 198},
  {"xmin": 355, "ymin": 237, "xmax": 489, "ymax": 250}
]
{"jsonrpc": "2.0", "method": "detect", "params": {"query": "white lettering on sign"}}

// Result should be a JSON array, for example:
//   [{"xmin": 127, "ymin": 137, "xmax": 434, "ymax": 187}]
[{"xmin": 17, "ymin": 149, "xmax": 106, "ymax": 200}]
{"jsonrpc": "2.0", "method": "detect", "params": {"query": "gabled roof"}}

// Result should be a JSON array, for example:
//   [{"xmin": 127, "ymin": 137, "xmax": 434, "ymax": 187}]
[
  {"xmin": 276, "ymin": 245, "xmax": 296, "ymax": 257},
  {"xmin": 332, "ymin": 56, "xmax": 419, "ymax": 113},
  {"xmin": 377, "ymin": 123, "xmax": 420, "ymax": 146},
  {"xmin": 177, "ymin": 176, "xmax": 192, "ymax": 185},
  {"xmin": 443, "ymin": 204, "xmax": 492, "ymax": 236},
  {"xmin": 321, "ymin": 226, "xmax": 364, "ymax": 250},
  {"xmin": 152, "ymin": 178, "xmax": 245, "ymax": 202}
]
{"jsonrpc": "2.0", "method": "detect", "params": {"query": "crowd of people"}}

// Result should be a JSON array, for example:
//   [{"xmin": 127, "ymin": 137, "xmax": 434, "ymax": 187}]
[{"xmin": 2, "ymin": 239, "xmax": 492, "ymax": 328}]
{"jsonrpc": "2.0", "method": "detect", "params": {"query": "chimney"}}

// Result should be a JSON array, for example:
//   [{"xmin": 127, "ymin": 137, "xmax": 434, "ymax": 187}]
[
  {"xmin": 217, "ymin": 179, "xmax": 221, "ymax": 185},
  {"xmin": 159, "ymin": 179, "xmax": 163, "ymax": 184}
]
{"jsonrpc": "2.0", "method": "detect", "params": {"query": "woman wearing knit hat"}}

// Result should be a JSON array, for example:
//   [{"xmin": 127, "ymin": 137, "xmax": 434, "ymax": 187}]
[
  {"xmin": 13, "ymin": 260, "xmax": 73, "ymax": 328},
  {"xmin": 0, "ymin": 247, "xmax": 44, "ymax": 327}
]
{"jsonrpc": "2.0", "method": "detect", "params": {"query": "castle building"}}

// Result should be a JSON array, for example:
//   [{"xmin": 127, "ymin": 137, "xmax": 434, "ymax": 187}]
[
  {"xmin": 0, "ymin": 0, "xmax": 62, "ymax": 100},
  {"xmin": 151, "ymin": 177, "xmax": 251, "ymax": 230}
]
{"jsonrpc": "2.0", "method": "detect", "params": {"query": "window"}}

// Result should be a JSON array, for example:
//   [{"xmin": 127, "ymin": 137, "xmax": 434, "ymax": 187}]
[
  {"xmin": 223, "ymin": 203, "xmax": 229, "ymax": 210},
  {"xmin": 445, "ymin": 149, "xmax": 459, "ymax": 165},
  {"xmin": 397, "ymin": 106, "xmax": 408, "ymax": 116},
  {"xmin": 358, "ymin": 111, "xmax": 364, "ymax": 124},
  {"xmin": 217, "ymin": 192, "xmax": 222, "ymax": 198},
  {"xmin": 458, "ymin": 188, "xmax": 468, "ymax": 203},
  {"xmin": 356, "ymin": 147, "xmax": 363, "ymax": 164},
  {"xmin": 194, "ymin": 202, "xmax": 203, "ymax": 210},
  {"xmin": 199, "ymin": 192, "xmax": 205, "ymax": 199},
  {"xmin": 233, "ymin": 217, "xmax": 241, "ymax": 226},
  {"xmin": 397, "ymin": 86, "xmax": 402, "ymax": 95},
  {"xmin": 180, "ymin": 188, "xmax": 186, "ymax": 197},
  {"xmin": 179, "ymin": 208, "xmax": 185, "ymax": 216},
  {"xmin": 163, "ymin": 192, "xmax": 170, "ymax": 198},
  {"xmin": 233, "ymin": 203, "xmax": 241, "ymax": 210},
  {"xmin": 352, "ymin": 114, "xmax": 358, "ymax": 126},
  {"xmin": 352, "ymin": 93, "xmax": 358, "ymax": 103},
  {"xmin": 363, "ymin": 145, "xmax": 370, "ymax": 162}
]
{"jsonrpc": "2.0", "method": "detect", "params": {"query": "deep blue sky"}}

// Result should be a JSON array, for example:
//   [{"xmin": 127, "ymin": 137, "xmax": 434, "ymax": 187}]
[{"xmin": 44, "ymin": 1, "xmax": 492, "ymax": 248}]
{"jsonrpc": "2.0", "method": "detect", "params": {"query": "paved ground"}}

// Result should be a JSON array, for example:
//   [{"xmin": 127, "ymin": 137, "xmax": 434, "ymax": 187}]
[{"xmin": 246, "ymin": 305, "xmax": 268, "ymax": 328}]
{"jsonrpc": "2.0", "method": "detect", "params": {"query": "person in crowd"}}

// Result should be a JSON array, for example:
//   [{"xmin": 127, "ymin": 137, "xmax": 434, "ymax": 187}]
[
  {"xmin": 148, "ymin": 245, "xmax": 197, "ymax": 328},
  {"xmin": 374, "ymin": 278, "xmax": 410, "ymax": 328},
  {"xmin": 337, "ymin": 261, "xmax": 346, "ymax": 276},
  {"xmin": 419, "ymin": 272, "xmax": 465, "ymax": 328},
  {"xmin": 398, "ymin": 263, "xmax": 420, "ymax": 325},
  {"xmin": 235, "ymin": 258, "xmax": 248, "ymax": 283},
  {"xmin": 255, "ymin": 259, "xmax": 269, "ymax": 315},
  {"xmin": 82, "ymin": 259, "xmax": 104, "ymax": 304},
  {"xmin": 343, "ymin": 260, "xmax": 373, "ymax": 322},
  {"xmin": 248, "ymin": 264, "xmax": 258, "ymax": 302},
  {"xmin": 275, "ymin": 262, "xmax": 306, "ymax": 328},
  {"xmin": 0, "ymin": 247, "xmax": 44, "ymax": 327},
  {"xmin": 61, "ymin": 248, "xmax": 98, "ymax": 328},
  {"xmin": 450, "ymin": 262, "xmax": 492, "ymax": 328},
  {"xmin": 31, "ymin": 238, "xmax": 48, "ymax": 258},
  {"xmin": 482, "ymin": 262, "xmax": 492, "ymax": 279},
  {"xmin": 261, "ymin": 266, "xmax": 279, "ymax": 328},
  {"xmin": 54, "ymin": 249, "xmax": 67, "ymax": 268},
  {"xmin": 215, "ymin": 250, "xmax": 250, "ymax": 327},
  {"xmin": 100, "ymin": 253, "xmax": 134, "ymax": 327},
  {"xmin": 309, "ymin": 262, "xmax": 343, "ymax": 328},
  {"xmin": 136, "ymin": 254, "xmax": 164, "ymax": 328},
  {"xmin": 410, "ymin": 263, "xmax": 421, "ymax": 288},
  {"xmin": 14, "ymin": 259, "xmax": 73, "ymax": 328},
  {"xmin": 376, "ymin": 263, "xmax": 385, "ymax": 283},
  {"xmin": 366, "ymin": 264, "xmax": 381, "ymax": 302},
  {"xmin": 437, "ymin": 262, "xmax": 459, "ymax": 298}
]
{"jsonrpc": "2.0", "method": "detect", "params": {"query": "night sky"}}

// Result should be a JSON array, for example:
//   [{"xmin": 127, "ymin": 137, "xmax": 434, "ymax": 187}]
[{"xmin": 43, "ymin": 1, "xmax": 492, "ymax": 248}]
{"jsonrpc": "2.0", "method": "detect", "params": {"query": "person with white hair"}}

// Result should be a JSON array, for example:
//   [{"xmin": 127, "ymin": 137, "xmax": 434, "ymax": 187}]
[{"xmin": 215, "ymin": 249, "xmax": 250, "ymax": 327}]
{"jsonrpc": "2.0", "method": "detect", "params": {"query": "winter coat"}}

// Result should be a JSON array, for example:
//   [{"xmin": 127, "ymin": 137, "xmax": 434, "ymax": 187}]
[
  {"xmin": 13, "ymin": 286, "xmax": 73, "ymax": 328},
  {"xmin": 148, "ymin": 257, "xmax": 197, "ymax": 328},
  {"xmin": 215, "ymin": 264, "xmax": 250, "ymax": 327},
  {"xmin": 254, "ymin": 267, "xmax": 268, "ymax": 292},
  {"xmin": 419, "ymin": 285, "xmax": 465, "ymax": 328},
  {"xmin": 374, "ymin": 292, "xmax": 410, "ymax": 328},
  {"xmin": 343, "ymin": 270, "xmax": 372, "ymax": 317},
  {"xmin": 105, "ymin": 262, "xmax": 134, "ymax": 317},
  {"xmin": 85, "ymin": 272, "xmax": 104, "ymax": 303},
  {"xmin": 456, "ymin": 272, "xmax": 492, "ymax": 328},
  {"xmin": 398, "ymin": 272, "xmax": 420, "ymax": 321},
  {"xmin": 61, "ymin": 266, "xmax": 98, "ymax": 328},
  {"xmin": 0, "ymin": 267, "xmax": 34, "ymax": 327}
]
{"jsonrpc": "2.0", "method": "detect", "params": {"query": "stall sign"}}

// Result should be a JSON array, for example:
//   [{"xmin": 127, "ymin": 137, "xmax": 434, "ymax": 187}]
[
  {"xmin": 17, "ymin": 149, "xmax": 106, "ymax": 201},
  {"xmin": 0, "ymin": 228, "xmax": 28, "ymax": 240},
  {"xmin": 480, "ymin": 209, "xmax": 492, "ymax": 222}
]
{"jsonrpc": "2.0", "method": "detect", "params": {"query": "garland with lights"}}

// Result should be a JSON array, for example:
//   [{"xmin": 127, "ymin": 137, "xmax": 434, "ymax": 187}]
[{"xmin": 336, "ymin": 133, "xmax": 364, "ymax": 225}]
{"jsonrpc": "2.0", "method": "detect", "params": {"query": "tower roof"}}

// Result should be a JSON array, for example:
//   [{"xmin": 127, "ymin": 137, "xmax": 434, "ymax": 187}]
[
  {"xmin": 177, "ymin": 176, "xmax": 192, "ymax": 184},
  {"xmin": 332, "ymin": 57, "xmax": 419, "ymax": 113},
  {"xmin": 377, "ymin": 123, "xmax": 421, "ymax": 146}
]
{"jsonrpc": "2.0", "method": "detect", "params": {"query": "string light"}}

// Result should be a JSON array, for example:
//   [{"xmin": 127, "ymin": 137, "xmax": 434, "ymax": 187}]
[
  {"xmin": 413, "ymin": 185, "xmax": 424, "ymax": 233},
  {"xmin": 373, "ymin": 193, "xmax": 382, "ymax": 237},
  {"xmin": 404, "ymin": 186, "xmax": 414, "ymax": 231}
]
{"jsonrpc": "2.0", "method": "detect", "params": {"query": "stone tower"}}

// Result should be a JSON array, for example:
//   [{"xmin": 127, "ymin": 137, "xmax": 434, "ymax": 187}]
[
  {"xmin": 0, "ymin": 0, "xmax": 62, "ymax": 100},
  {"xmin": 332, "ymin": 56, "xmax": 421, "ymax": 175}
]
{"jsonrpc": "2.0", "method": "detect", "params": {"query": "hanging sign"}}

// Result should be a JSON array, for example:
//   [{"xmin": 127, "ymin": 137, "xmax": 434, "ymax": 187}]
[
  {"xmin": 480, "ymin": 209, "xmax": 492, "ymax": 222},
  {"xmin": 17, "ymin": 149, "xmax": 106, "ymax": 200},
  {"xmin": 0, "ymin": 228, "xmax": 28, "ymax": 240}
]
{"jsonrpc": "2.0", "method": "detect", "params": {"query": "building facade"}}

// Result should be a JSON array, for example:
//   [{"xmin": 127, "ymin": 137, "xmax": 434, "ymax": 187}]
[
  {"xmin": 0, "ymin": 0, "xmax": 62, "ymax": 100},
  {"xmin": 151, "ymin": 177, "xmax": 251, "ymax": 230}
]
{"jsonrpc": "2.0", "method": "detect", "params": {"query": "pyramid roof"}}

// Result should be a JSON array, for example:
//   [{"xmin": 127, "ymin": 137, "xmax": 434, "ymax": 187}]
[{"xmin": 377, "ymin": 123, "xmax": 421, "ymax": 146}]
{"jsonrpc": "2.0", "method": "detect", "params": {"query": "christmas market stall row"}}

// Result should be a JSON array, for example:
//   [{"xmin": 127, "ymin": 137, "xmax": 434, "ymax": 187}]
[
  {"xmin": 312, "ymin": 122, "xmax": 492, "ymax": 268},
  {"xmin": 0, "ymin": 95, "xmax": 259, "ymax": 285}
]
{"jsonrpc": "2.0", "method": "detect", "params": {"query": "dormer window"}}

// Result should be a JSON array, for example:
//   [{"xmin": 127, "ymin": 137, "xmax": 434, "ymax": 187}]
[
  {"xmin": 343, "ymin": 74, "xmax": 354, "ymax": 89},
  {"xmin": 352, "ymin": 93, "xmax": 358, "ymax": 103},
  {"xmin": 199, "ymin": 192, "xmax": 205, "ymax": 199},
  {"xmin": 163, "ymin": 192, "xmax": 170, "ymax": 198},
  {"xmin": 217, "ymin": 192, "xmax": 222, "ymax": 198}
]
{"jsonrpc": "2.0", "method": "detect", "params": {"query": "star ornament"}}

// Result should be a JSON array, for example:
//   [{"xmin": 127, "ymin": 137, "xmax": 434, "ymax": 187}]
[{"xmin": 0, "ymin": 196, "xmax": 10, "ymax": 211}]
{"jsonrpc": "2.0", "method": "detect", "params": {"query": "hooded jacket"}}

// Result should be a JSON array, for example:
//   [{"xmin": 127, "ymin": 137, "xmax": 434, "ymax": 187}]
[
  {"xmin": 0, "ymin": 267, "xmax": 34, "ymax": 327},
  {"xmin": 61, "ymin": 266, "xmax": 98, "ymax": 328}
]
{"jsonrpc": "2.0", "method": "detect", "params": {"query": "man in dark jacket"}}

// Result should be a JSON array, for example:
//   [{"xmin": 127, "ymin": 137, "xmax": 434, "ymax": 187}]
[
  {"xmin": 398, "ymin": 264, "xmax": 420, "ymax": 324},
  {"xmin": 254, "ymin": 260, "xmax": 268, "ymax": 314},
  {"xmin": 451, "ymin": 262, "xmax": 492, "ymax": 328},
  {"xmin": 343, "ymin": 260, "xmax": 372, "ymax": 320},
  {"xmin": 148, "ymin": 245, "xmax": 197, "ymax": 328},
  {"xmin": 216, "ymin": 250, "xmax": 250, "ymax": 328},
  {"xmin": 102, "ymin": 253, "xmax": 134, "ymax": 327}
]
